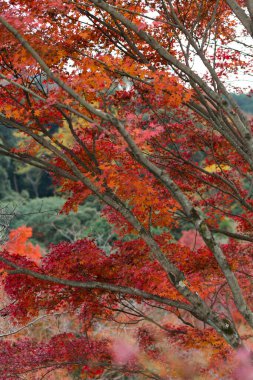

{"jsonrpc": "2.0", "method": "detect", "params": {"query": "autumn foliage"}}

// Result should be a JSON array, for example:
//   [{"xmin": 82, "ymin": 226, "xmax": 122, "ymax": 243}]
[{"xmin": 0, "ymin": 0, "xmax": 253, "ymax": 378}]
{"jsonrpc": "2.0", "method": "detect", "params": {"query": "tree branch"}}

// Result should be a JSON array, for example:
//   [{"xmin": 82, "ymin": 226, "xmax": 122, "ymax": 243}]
[
  {"xmin": 0, "ymin": 255, "xmax": 193, "ymax": 313},
  {"xmin": 226, "ymin": 0, "xmax": 253, "ymax": 37}
]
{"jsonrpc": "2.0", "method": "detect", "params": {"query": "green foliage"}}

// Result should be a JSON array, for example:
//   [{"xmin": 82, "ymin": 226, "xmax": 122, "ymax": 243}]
[
  {"xmin": 232, "ymin": 93, "xmax": 253, "ymax": 114},
  {"xmin": 0, "ymin": 125, "xmax": 53, "ymax": 198},
  {"xmin": 0, "ymin": 156, "xmax": 13, "ymax": 198},
  {"xmin": 10, "ymin": 196, "xmax": 116, "ymax": 250}
]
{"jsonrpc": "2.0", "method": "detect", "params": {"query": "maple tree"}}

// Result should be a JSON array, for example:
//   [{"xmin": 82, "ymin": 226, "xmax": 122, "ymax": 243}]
[{"xmin": 0, "ymin": 0, "xmax": 253, "ymax": 378}]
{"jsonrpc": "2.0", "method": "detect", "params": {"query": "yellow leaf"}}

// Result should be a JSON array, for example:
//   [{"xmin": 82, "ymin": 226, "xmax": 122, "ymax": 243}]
[{"xmin": 205, "ymin": 164, "xmax": 230, "ymax": 173}]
